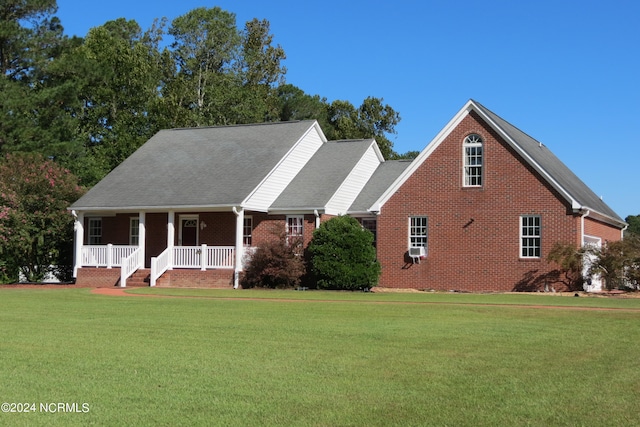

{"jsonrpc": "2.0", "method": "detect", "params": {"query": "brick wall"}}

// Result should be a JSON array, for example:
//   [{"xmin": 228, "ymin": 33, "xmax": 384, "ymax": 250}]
[
  {"xmin": 76, "ymin": 268, "xmax": 121, "ymax": 287},
  {"xmin": 584, "ymin": 217, "xmax": 622, "ymax": 242},
  {"xmin": 156, "ymin": 269, "xmax": 234, "ymax": 288},
  {"xmin": 376, "ymin": 112, "xmax": 584, "ymax": 292}
]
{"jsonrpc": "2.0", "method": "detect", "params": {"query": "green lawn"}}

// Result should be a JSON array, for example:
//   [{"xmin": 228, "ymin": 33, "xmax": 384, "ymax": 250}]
[{"xmin": 1, "ymin": 288, "xmax": 639, "ymax": 426}]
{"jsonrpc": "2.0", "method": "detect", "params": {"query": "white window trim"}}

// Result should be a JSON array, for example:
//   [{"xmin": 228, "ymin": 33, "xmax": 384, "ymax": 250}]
[
  {"xmin": 286, "ymin": 215, "xmax": 304, "ymax": 245},
  {"xmin": 408, "ymin": 216, "xmax": 428, "ymax": 254},
  {"xmin": 520, "ymin": 215, "xmax": 541, "ymax": 258},
  {"xmin": 463, "ymin": 134, "xmax": 483, "ymax": 187}
]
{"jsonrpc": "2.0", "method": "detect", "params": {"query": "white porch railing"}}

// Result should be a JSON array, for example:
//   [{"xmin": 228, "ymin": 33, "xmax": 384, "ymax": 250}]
[
  {"xmin": 149, "ymin": 245, "xmax": 235, "ymax": 286},
  {"xmin": 150, "ymin": 247, "xmax": 171, "ymax": 287},
  {"xmin": 120, "ymin": 247, "xmax": 143, "ymax": 288},
  {"xmin": 172, "ymin": 245, "xmax": 235, "ymax": 270},
  {"xmin": 81, "ymin": 244, "xmax": 138, "ymax": 268}
]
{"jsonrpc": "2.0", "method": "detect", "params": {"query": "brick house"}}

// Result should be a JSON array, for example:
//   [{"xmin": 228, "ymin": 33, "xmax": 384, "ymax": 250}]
[{"xmin": 70, "ymin": 100, "xmax": 626, "ymax": 291}]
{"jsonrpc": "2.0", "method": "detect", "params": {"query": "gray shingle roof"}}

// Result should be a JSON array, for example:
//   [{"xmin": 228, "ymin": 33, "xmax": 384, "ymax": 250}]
[
  {"xmin": 71, "ymin": 121, "xmax": 317, "ymax": 210},
  {"xmin": 348, "ymin": 160, "xmax": 412, "ymax": 213},
  {"xmin": 270, "ymin": 139, "xmax": 375, "ymax": 210},
  {"xmin": 472, "ymin": 100, "xmax": 624, "ymax": 223}
]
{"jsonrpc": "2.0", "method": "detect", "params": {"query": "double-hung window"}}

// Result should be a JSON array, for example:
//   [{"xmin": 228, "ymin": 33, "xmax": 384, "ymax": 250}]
[
  {"xmin": 520, "ymin": 215, "xmax": 541, "ymax": 258},
  {"xmin": 463, "ymin": 134, "xmax": 483, "ymax": 187},
  {"xmin": 409, "ymin": 216, "xmax": 428, "ymax": 254},
  {"xmin": 88, "ymin": 218, "xmax": 102, "ymax": 245},
  {"xmin": 243, "ymin": 216, "xmax": 253, "ymax": 246},
  {"xmin": 130, "ymin": 217, "xmax": 140, "ymax": 246},
  {"xmin": 286, "ymin": 215, "xmax": 304, "ymax": 246}
]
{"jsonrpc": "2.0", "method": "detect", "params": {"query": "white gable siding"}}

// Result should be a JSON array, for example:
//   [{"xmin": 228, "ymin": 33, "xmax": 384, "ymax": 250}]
[
  {"xmin": 325, "ymin": 144, "xmax": 381, "ymax": 215},
  {"xmin": 243, "ymin": 127, "xmax": 324, "ymax": 210}
]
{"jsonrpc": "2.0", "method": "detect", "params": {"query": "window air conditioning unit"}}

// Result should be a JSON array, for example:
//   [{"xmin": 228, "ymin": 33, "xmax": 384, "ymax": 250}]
[{"xmin": 409, "ymin": 247, "xmax": 426, "ymax": 263}]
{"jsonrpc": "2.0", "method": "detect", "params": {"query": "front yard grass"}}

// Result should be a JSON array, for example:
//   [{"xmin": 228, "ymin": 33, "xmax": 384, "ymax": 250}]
[{"xmin": 1, "ymin": 288, "xmax": 639, "ymax": 426}]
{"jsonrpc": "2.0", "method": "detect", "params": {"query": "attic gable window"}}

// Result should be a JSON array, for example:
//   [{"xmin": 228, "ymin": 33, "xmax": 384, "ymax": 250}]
[{"xmin": 463, "ymin": 134, "xmax": 483, "ymax": 187}]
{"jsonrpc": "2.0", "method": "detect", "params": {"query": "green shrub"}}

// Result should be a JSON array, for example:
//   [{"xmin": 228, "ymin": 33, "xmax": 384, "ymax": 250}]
[{"xmin": 308, "ymin": 216, "xmax": 380, "ymax": 290}]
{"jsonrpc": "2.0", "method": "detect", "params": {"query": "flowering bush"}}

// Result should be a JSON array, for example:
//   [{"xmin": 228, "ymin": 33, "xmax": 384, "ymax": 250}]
[{"xmin": 0, "ymin": 153, "xmax": 84, "ymax": 282}]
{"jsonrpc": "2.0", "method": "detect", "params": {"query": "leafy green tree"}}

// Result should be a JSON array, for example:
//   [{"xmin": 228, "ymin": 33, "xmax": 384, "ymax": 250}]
[
  {"xmin": 233, "ymin": 18, "xmax": 286, "ymax": 123},
  {"xmin": 70, "ymin": 18, "xmax": 166, "ymax": 181},
  {"xmin": 0, "ymin": 0, "xmax": 76, "ymax": 157},
  {"xmin": 586, "ymin": 236, "xmax": 640, "ymax": 290},
  {"xmin": 308, "ymin": 216, "xmax": 380, "ymax": 290},
  {"xmin": 0, "ymin": 153, "xmax": 84, "ymax": 282},
  {"xmin": 625, "ymin": 215, "xmax": 640, "ymax": 236},
  {"xmin": 325, "ymin": 97, "xmax": 400, "ymax": 159},
  {"xmin": 166, "ymin": 7, "xmax": 241, "ymax": 127},
  {"xmin": 0, "ymin": 0, "xmax": 58, "ymax": 79},
  {"xmin": 277, "ymin": 84, "xmax": 328, "ymax": 123}
]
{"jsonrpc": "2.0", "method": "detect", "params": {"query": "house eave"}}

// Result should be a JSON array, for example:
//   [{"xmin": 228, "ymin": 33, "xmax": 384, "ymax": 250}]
[
  {"xmin": 268, "ymin": 207, "xmax": 326, "ymax": 215},
  {"xmin": 68, "ymin": 204, "xmax": 250, "ymax": 214},
  {"xmin": 576, "ymin": 206, "xmax": 628, "ymax": 229}
]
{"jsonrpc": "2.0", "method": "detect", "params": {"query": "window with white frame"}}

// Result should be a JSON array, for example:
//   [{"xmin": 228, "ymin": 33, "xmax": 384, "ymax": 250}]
[
  {"xmin": 243, "ymin": 216, "xmax": 253, "ymax": 246},
  {"xmin": 409, "ymin": 216, "xmax": 428, "ymax": 252},
  {"xmin": 130, "ymin": 217, "xmax": 140, "ymax": 246},
  {"xmin": 463, "ymin": 134, "xmax": 483, "ymax": 187},
  {"xmin": 286, "ymin": 215, "xmax": 304, "ymax": 245},
  {"xmin": 520, "ymin": 215, "xmax": 541, "ymax": 258},
  {"xmin": 88, "ymin": 218, "xmax": 102, "ymax": 245}
]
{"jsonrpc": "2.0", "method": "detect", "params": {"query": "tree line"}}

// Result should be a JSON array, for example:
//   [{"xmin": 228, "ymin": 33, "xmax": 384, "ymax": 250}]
[{"xmin": 0, "ymin": 1, "xmax": 408, "ymax": 189}]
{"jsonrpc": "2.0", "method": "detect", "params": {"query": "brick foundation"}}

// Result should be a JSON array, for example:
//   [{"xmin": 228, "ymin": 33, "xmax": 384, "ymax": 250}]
[
  {"xmin": 156, "ymin": 269, "xmax": 235, "ymax": 288},
  {"xmin": 76, "ymin": 268, "xmax": 121, "ymax": 287}
]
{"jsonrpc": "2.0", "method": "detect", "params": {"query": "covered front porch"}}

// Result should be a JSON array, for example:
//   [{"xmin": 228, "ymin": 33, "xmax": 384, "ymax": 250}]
[{"xmin": 72, "ymin": 208, "xmax": 257, "ymax": 288}]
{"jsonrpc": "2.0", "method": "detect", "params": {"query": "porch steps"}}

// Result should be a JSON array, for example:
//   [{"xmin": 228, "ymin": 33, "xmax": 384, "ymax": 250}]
[{"xmin": 125, "ymin": 269, "xmax": 151, "ymax": 287}]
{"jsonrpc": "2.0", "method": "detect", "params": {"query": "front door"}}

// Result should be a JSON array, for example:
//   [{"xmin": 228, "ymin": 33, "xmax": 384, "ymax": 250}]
[{"xmin": 180, "ymin": 218, "xmax": 198, "ymax": 246}]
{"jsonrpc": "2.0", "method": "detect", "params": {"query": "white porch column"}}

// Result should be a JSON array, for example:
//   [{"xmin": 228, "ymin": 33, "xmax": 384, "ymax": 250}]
[
  {"xmin": 232, "ymin": 207, "xmax": 244, "ymax": 289},
  {"xmin": 72, "ymin": 210, "xmax": 84, "ymax": 278},
  {"xmin": 167, "ymin": 210, "xmax": 175, "ymax": 270},
  {"xmin": 139, "ymin": 212, "xmax": 146, "ymax": 268}
]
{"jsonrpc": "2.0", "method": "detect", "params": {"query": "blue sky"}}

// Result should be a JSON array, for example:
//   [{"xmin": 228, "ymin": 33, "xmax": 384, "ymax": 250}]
[{"xmin": 56, "ymin": 0, "xmax": 639, "ymax": 218}]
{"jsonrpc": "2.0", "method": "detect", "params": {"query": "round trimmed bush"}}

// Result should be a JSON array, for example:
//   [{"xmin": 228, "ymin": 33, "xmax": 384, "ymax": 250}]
[{"xmin": 308, "ymin": 216, "xmax": 380, "ymax": 290}]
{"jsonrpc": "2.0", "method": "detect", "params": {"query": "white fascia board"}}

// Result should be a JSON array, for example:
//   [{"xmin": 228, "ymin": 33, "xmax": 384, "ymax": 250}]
[{"xmin": 368, "ymin": 101, "xmax": 473, "ymax": 212}]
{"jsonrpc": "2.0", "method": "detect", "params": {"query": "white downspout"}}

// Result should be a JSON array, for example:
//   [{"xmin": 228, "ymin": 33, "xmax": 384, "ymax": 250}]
[
  {"xmin": 314, "ymin": 209, "xmax": 320, "ymax": 229},
  {"xmin": 72, "ymin": 210, "xmax": 84, "ymax": 278},
  {"xmin": 232, "ymin": 206, "xmax": 244, "ymax": 289},
  {"xmin": 580, "ymin": 209, "xmax": 590, "ymax": 246}
]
